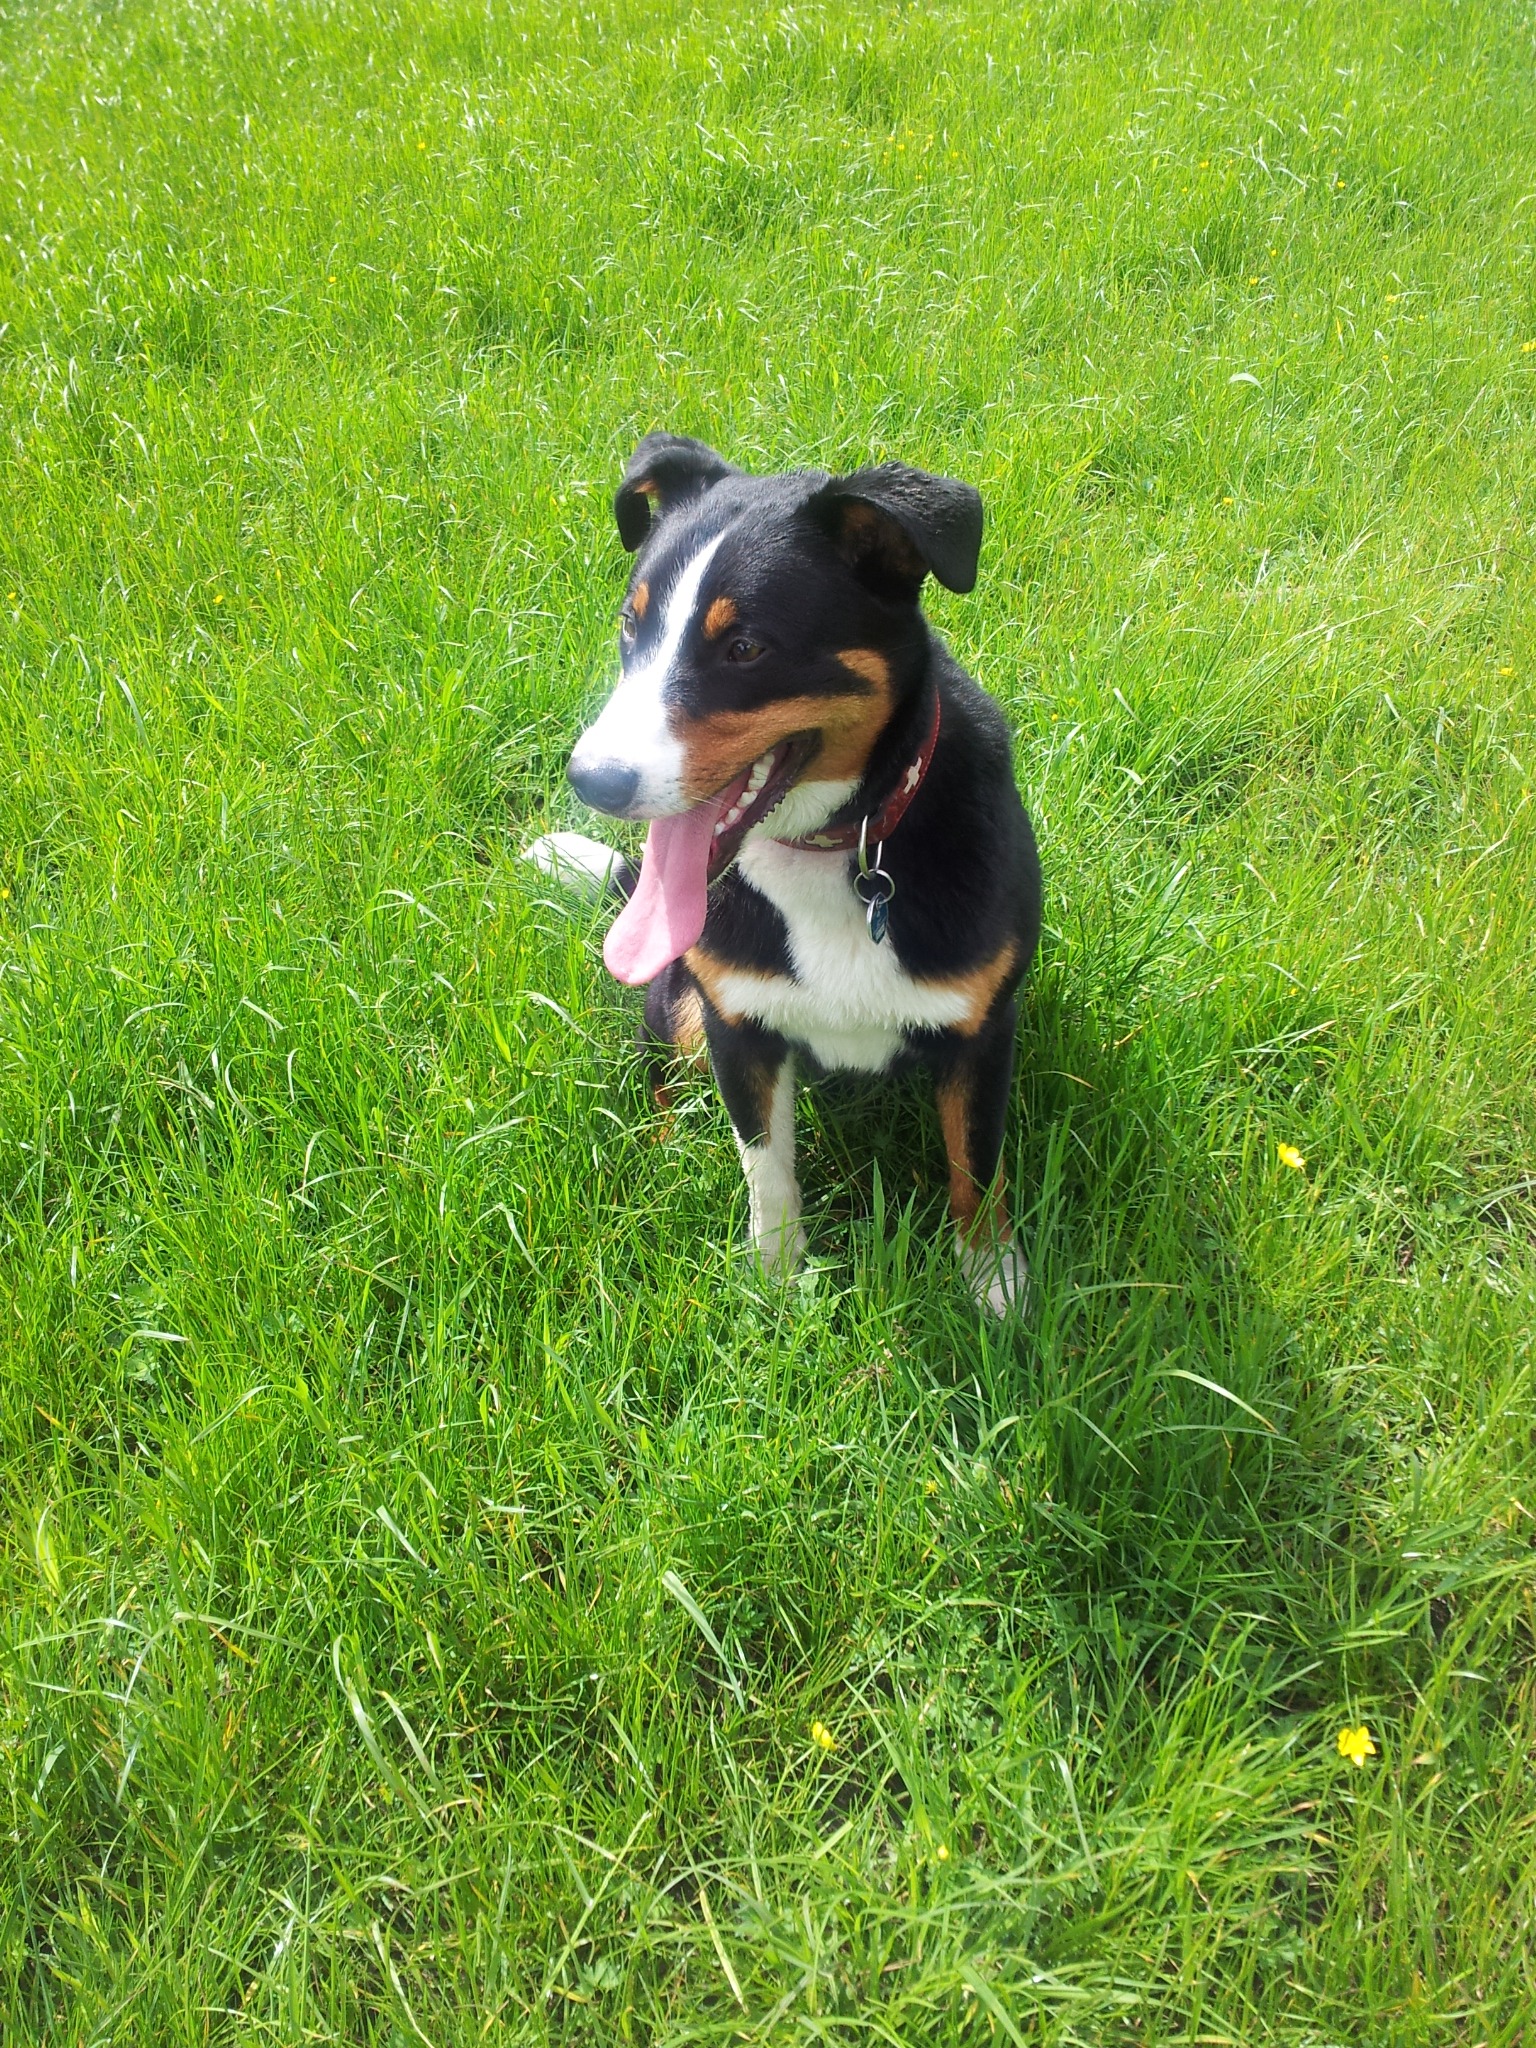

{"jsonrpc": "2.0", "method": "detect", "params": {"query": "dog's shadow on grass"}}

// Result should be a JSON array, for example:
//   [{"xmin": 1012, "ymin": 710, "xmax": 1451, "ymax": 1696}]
[{"xmin": 786, "ymin": 972, "xmax": 1304, "ymax": 1596}]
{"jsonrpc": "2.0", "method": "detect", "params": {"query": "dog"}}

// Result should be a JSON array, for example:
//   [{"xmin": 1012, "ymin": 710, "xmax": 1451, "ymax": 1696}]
[{"xmin": 524, "ymin": 434, "xmax": 1042, "ymax": 1313}]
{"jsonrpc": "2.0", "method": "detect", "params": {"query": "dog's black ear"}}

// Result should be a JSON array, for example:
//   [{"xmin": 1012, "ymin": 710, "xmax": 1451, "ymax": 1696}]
[
  {"xmin": 812, "ymin": 462, "xmax": 984, "ymax": 596},
  {"xmin": 614, "ymin": 433, "xmax": 736, "ymax": 551}
]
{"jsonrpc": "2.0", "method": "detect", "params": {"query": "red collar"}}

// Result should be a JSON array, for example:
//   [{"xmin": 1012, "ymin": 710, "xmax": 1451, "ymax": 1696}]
[{"xmin": 777, "ymin": 685, "xmax": 941, "ymax": 854}]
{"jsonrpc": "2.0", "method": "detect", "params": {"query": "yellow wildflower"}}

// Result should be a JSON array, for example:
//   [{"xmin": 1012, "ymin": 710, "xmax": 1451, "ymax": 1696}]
[
  {"xmin": 935, "ymin": 1843, "xmax": 950, "ymax": 1861},
  {"xmin": 811, "ymin": 1720, "xmax": 836, "ymax": 1752},
  {"xmin": 1337, "ymin": 1724, "xmax": 1377, "ymax": 1767},
  {"xmin": 1522, "ymin": 340, "xmax": 1536, "ymax": 353},
  {"xmin": 1277, "ymin": 1142, "xmax": 1307, "ymax": 1171}
]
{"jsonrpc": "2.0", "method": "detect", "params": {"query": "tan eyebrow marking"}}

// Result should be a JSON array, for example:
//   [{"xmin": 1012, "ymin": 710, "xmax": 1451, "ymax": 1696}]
[
  {"xmin": 836, "ymin": 648, "xmax": 891, "ymax": 687},
  {"xmin": 631, "ymin": 580, "xmax": 649, "ymax": 619},
  {"xmin": 703, "ymin": 595, "xmax": 738, "ymax": 639}
]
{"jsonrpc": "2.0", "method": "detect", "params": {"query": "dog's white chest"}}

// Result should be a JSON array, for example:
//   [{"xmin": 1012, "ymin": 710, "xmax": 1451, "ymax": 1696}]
[{"xmin": 715, "ymin": 839, "xmax": 971, "ymax": 1071}]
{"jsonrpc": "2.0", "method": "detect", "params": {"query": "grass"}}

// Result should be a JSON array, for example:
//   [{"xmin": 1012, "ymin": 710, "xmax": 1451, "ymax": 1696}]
[{"xmin": 1, "ymin": 0, "xmax": 1534, "ymax": 2037}]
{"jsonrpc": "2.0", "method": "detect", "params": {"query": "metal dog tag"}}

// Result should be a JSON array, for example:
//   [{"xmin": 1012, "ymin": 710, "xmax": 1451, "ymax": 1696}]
[{"xmin": 854, "ymin": 820, "xmax": 896, "ymax": 946}]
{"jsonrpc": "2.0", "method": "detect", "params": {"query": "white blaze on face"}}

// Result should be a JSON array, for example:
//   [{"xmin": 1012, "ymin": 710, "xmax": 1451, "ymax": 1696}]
[{"xmin": 568, "ymin": 531, "xmax": 726, "ymax": 817}]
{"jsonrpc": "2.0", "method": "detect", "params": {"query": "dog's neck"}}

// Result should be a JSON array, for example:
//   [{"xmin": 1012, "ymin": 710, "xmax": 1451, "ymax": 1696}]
[{"xmin": 839, "ymin": 657, "xmax": 936, "ymax": 824}]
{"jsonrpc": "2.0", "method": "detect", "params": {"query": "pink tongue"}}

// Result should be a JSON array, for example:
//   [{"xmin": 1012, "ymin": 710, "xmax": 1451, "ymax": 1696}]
[{"xmin": 603, "ymin": 798, "xmax": 726, "ymax": 986}]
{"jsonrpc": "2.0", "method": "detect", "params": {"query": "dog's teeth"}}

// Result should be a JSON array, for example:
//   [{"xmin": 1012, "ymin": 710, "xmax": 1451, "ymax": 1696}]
[{"xmin": 746, "ymin": 755, "xmax": 771, "ymax": 793}]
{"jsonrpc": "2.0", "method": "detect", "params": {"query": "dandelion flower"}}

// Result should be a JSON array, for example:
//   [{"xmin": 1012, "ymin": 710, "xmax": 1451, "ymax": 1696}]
[
  {"xmin": 1337, "ymin": 1724, "xmax": 1377, "ymax": 1767},
  {"xmin": 811, "ymin": 1720, "xmax": 836, "ymax": 1752},
  {"xmin": 1277, "ymin": 1142, "xmax": 1307, "ymax": 1171},
  {"xmin": 935, "ymin": 1843, "xmax": 950, "ymax": 1861}
]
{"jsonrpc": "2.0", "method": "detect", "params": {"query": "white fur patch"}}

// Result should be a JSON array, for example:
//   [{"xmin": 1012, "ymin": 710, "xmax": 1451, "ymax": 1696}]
[
  {"xmin": 957, "ymin": 1234, "xmax": 1029, "ymax": 1317},
  {"xmin": 722, "ymin": 837, "xmax": 972, "ymax": 1072},
  {"xmin": 567, "ymin": 533, "xmax": 725, "ymax": 815},
  {"xmin": 750, "ymin": 775, "xmax": 857, "ymax": 844},
  {"xmin": 738, "ymin": 1057, "xmax": 804, "ymax": 1270},
  {"xmin": 521, "ymin": 831, "xmax": 620, "ymax": 898}
]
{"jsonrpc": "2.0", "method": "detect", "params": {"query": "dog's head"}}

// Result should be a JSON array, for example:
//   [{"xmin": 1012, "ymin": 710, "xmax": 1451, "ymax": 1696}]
[{"xmin": 567, "ymin": 433, "xmax": 983, "ymax": 866}]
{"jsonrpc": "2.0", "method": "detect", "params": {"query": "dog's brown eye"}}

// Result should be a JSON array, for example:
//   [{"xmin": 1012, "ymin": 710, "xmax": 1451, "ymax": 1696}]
[
  {"xmin": 620, "ymin": 610, "xmax": 637, "ymax": 645},
  {"xmin": 725, "ymin": 636, "xmax": 764, "ymax": 664}
]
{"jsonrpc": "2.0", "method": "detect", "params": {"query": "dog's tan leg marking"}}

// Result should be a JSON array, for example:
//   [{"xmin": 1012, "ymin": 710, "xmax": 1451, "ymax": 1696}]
[
  {"xmin": 936, "ymin": 1072, "xmax": 1006, "ymax": 1242},
  {"xmin": 684, "ymin": 945, "xmax": 752, "ymax": 1027},
  {"xmin": 671, "ymin": 981, "xmax": 707, "ymax": 1052},
  {"xmin": 685, "ymin": 945, "xmax": 805, "ymax": 1033},
  {"xmin": 935, "ymin": 1069, "xmax": 1025, "ymax": 1316},
  {"xmin": 917, "ymin": 939, "xmax": 1020, "ymax": 1038}
]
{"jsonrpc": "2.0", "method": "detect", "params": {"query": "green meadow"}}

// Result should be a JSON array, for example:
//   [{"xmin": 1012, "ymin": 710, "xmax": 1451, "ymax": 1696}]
[{"xmin": 2, "ymin": 0, "xmax": 1534, "ymax": 2037}]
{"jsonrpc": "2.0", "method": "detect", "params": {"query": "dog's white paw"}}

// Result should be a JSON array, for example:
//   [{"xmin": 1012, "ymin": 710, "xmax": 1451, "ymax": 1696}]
[
  {"xmin": 521, "ymin": 831, "xmax": 621, "ymax": 900},
  {"xmin": 957, "ymin": 1235, "xmax": 1029, "ymax": 1318},
  {"xmin": 753, "ymin": 1218, "xmax": 808, "ymax": 1277}
]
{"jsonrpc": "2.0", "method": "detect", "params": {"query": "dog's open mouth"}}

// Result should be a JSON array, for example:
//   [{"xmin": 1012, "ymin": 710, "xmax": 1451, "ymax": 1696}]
[
  {"xmin": 602, "ymin": 732, "xmax": 817, "ymax": 987},
  {"xmin": 705, "ymin": 732, "xmax": 817, "ymax": 879}
]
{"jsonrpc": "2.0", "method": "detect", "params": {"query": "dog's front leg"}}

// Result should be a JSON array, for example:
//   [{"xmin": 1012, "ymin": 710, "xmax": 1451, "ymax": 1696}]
[
  {"xmin": 705, "ymin": 1010, "xmax": 804, "ymax": 1274},
  {"xmin": 935, "ymin": 1002, "xmax": 1027, "ymax": 1316}
]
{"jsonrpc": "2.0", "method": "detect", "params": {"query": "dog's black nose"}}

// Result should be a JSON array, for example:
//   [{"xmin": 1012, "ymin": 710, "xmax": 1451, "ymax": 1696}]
[{"xmin": 567, "ymin": 756, "xmax": 640, "ymax": 816}]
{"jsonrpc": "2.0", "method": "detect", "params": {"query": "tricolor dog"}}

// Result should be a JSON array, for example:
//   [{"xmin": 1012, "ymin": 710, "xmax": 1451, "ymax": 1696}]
[{"xmin": 525, "ymin": 434, "xmax": 1042, "ymax": 1313}]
